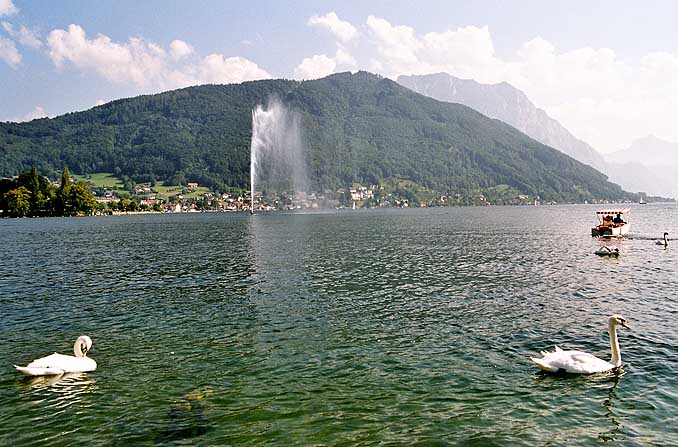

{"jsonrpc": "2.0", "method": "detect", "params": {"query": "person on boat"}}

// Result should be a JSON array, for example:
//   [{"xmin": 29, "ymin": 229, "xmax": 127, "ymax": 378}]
[
  {"xmin": 603, "ymin": 215, "xmax": 613, "ymax": 225},
  {"xmin": 613, "ymin": 213, "xmax": 624, "ymax": 224}
]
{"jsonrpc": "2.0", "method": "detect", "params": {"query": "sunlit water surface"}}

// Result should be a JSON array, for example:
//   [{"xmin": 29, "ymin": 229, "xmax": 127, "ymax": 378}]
[{"xmin": 1, "ymin": 204, "xmax": 677, "ymax": 446}]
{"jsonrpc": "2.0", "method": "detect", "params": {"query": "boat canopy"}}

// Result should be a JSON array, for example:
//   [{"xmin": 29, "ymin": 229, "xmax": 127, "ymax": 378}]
[{"xmin": 596, "ymin": 208, "xmax": 630, "ymax": 215}]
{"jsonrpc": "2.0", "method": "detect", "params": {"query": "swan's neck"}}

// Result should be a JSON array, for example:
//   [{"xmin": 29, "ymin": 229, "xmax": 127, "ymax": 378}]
[
  {"xmin": 74, "ymin": 340, "xmax": 86, "ymax": 358},
  {"xmin": 608, "ymin": 323, "xmax": 622, "ymax": 367}
]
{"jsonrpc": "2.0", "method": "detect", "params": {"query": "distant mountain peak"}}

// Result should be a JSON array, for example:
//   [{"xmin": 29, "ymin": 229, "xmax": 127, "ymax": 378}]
[
  {"xmin": 602, "ymin": 133, "xmax": 678, "ymax": 198},
  {"xmin": 631, "ymin": 134, "xmax": 673, "ymax": 146},
  {"xmin": 609, "ymin": 134, "xmax": 678, "ymax": 165},
  {"xmin": 397, "ymin": 72, "xmax": 607, "ymax": 173}
]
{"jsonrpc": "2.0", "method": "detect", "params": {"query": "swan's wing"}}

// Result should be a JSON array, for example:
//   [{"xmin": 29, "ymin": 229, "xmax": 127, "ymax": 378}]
[
  {"xmin": 533, "ymin": 350, "xmax": 613, "ymax": 374},
  {"xmin": 531, "ymin": 356, "xmax": 558, "ymax": 372},
  {"xmin": 25, "ymin": 353, "xmax": 65, "ymax": 368},
  {"xmin": 14, "ymin": 353, "xmax": 67, "ymax": 375},
  {"xmin": 17, "ymin": 353, "xmax": 96, "ymax": 375},
  {"xmin": 568, "ymin": 352, "xmax": 612, "ymax": 371},
  {"xmin": 15, "ymin": 364, "xmax": 65, "ymax": 376},
  {"xmin": 540, "ymin": 345, "xmax": 564, "ymax": 356}
]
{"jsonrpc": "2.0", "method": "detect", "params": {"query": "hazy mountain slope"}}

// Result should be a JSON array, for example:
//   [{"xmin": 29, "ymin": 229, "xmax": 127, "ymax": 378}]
[
  {"xmin": 605, "ymin": 162, "xmax": 676, "ymax": 198},
  {"xmin": 0, "ymin": 71, "xmax": 632, "ymax": 202},
  {"xmin": 397, "ymin": 72, "xmax": 607, "ymax": 172},
  {"xmin": 607, "ymin": 135, "xmax": 678, "ymax": 167},
  {"xmin": 605, "ymin": 135, "xmax": 678, "ymax": 197}
]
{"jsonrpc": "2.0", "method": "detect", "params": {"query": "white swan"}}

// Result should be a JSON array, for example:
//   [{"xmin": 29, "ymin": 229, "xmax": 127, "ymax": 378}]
[
  {"xmin": 656, "ymin": 232, "xmax": 669, "ymax": 246},
  {"xmin": 531, "ymin": 315, "xmax": 629, "ymax": 374},
  {"xmin": 595, "ymin": 246, "xmax": 620, "ymax": 256},
  {"xmin": 14, "ymin": 335, "xmax": 97, "ymax": 376}
]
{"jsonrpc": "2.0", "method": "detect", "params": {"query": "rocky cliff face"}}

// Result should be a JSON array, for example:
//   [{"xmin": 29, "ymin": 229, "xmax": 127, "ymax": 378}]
[{"xmin": 397, "ymin": 73, "xmax": 608, "ymax": 173}]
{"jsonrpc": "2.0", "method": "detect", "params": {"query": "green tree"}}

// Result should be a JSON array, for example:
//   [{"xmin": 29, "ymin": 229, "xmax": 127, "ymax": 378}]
[
  {"xmin": 56, "ymin": 167, "xmax": 72, "ymax": 216},
  {"xmin": 70, "ymin": 180, "xmax": 97, "ymax": 215},
  {"xmin": 28, "ymin": 166, "xmax": 41, "ymax": 215},
  {"xmin": 15, "ymin": 166, "xmax": 50, "ymax": 216},
  {"xmin": 119, "ymin": 198, "xmax": 131, "ymax": 212},
  {"xmin": 128, "ymin": 200, "xmax": 139, "ymax": 212},
  {"xmin": 0, "ymin": 178, "xmax": 13, "ymax": 213},
  {"xmin": 5, "ymin": 186, "xmax": 31, "ymax": 217},
  {"xmin": 94, "ymin": 201, "xmax": 106, "ymax": 215}
]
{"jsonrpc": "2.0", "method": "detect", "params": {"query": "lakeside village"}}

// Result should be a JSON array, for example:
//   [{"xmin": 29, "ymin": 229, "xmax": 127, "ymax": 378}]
[
  {"xmin": 95, "ymin": 182, "xmax": 631, "ymax": 213},
  {"xmin": 1, "ymin": 167, "xmax": 649, "ymax": 218},
  {"xmin": 94, "ymin": 182, "xmax": 559, "ymax": 213},
  {"xmin": 95, "ymin": 182, "xmax": 438, "ymax": 213}
]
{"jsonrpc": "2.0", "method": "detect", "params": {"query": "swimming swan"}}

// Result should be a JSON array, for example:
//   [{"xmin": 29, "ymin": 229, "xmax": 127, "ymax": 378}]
[
  {"xmin": 656, "ymin": 232, "xmax": 669, "ymax": 246},
  {"xmin": 14, "ymin": 335, "xmax": 97, "ymax": 376},
  {"xmin": 595, "ymin": 246, "xmax": 620, "ymax": 256},
  {"xmin": 531, "ymin": 315, "xmax": 629, "ymax": 374}
]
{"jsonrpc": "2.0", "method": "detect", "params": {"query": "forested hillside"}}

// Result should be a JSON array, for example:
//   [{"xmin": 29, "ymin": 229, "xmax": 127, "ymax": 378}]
[{"xmin": 0, "ymin": 71, "xmax": 634, "ymax": 203}]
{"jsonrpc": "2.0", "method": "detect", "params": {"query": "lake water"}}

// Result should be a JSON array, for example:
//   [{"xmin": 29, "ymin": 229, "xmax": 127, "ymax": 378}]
[{"xmin": 1, "ymin": 204, "xmax": 677, "ymax": 446}]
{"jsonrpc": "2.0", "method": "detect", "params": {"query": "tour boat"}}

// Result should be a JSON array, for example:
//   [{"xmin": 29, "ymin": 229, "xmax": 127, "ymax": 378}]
[{"xmin": 591, "ymin": 208, "xmax": 630, "ymax": 237}]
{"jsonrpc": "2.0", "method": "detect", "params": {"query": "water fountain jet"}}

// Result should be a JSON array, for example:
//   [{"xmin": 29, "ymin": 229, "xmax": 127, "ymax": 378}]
[{"xmin": 249, "ymin": 99, "xmax": 307, "ymax": 213}]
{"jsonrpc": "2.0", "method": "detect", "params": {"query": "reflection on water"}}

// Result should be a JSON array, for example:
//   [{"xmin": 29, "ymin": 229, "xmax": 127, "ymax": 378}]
[
  {"xmin": 0, "ymin": 205, "xmax": 677, "ymax": 446},
  {"xmin": 600, "ymin": 371, "xmax": 623, "ymax": 443},
  {"xmin": 18, "ymin": 372, "xmax": 96, "ymax": 391}
]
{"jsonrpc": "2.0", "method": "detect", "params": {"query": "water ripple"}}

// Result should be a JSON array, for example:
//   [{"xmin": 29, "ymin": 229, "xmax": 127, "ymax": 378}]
[{"xmin": 1, "ymin": 205, "xmax": 677, "ymax": 445}]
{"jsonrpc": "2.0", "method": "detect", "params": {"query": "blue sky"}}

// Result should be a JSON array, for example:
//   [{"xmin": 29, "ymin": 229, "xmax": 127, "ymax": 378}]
[{"xmin": 2, "ymin": 0, "xmax": 678, "ymax": 152}]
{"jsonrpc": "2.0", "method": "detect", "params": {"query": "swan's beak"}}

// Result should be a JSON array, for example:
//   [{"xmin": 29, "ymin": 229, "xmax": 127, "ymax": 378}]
[{"xmin": 621, "ymin": 321, "xmax": 630, "ymax": 329}]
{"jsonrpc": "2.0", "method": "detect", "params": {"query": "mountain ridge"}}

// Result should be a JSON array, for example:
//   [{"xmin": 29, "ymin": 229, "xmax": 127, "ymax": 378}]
[
  {"xmin": 1, "ymin": 71, "xmax": 634, "ymax": 203},
  {"xmin": 397, "ymin": 72, "xmax": 608, "ymax": 173}
]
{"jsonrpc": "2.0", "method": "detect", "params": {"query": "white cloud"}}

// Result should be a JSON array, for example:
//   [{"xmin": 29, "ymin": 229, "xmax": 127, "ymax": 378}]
[
  {"xmin": 21, "ymin": 25, "xmax": 42, "ymax": 48},
  {"xmin": 308, "ymin": 12, "xmax": 358, "ymax": 43},
  {"xmin": 293, "ymin": 45, "xmax": 357, "ymax": 81},
  {"xmin": 362, "ymin": 15, "xmax": 678, "ymax": 152},
  {"xmin": 169, "ymin": 39, "xmax": 193, "ymax": 60},
  {"xmin": 48, "ymin": 25, "xmax": 164, "ymax": 87},
  {"xmin": 294, "ymin": 54, "xmax": 336, "ymax": 80},
  {"xmin": 94, "ymin": 99, "xmax": 107, "ymax": 106},
  {"xmin": 538, "ymin": 50, "xmax": 678, "ymax": 151},
  {"xmin": 46, "ymin": 24, "xmax": 270, "ymax": 91},
  {"xmin": 508, "ymin": 41, "xmax": 629, "ymax": 106},
  {"xmin": 20, "ymin": 105, "xmax": 47, "ymax": 122},
  {"xmin": 366, "ymin": 16, "xmax": 500, "ymax": 82},
  {"xmin": 301, "ymin": 12, "xmax": 358, "ymax": 80},
  {"xmin": 185, "ymin": 53, "xmax": 270, "ymax": 84},
  {"xmin": 334, "ymin": 46, "xmax": 355, "ymax": 66},
  {"xmin": 0, "ymin": 35, "xmax": 20, "ymax": 67},
  {"xmin": 0, "ymin": 0, "xmax": 18, "ymax": 17},
  {"xmin": 2, "ymin": 22, "xmax": 42, "ymax": 48},
  {"xmin": 366, "ymin": 15, "xmax": 419, "ymax": 72}
]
